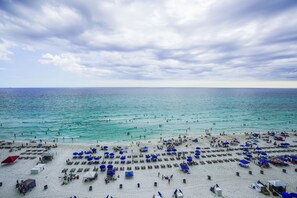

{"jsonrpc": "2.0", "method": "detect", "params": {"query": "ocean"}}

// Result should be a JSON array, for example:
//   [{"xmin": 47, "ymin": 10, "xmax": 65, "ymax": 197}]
[{"xmin": 0, "ymin": 88, "xmax": 296, "ymax": 143}]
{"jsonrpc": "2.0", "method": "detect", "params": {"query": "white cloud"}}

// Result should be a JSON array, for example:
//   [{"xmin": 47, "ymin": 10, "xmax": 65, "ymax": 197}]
[
  {"xmin": 1, "ymin": 0, "xmax": 297, "ymax": 85},
  {"xmin": 0, "ymin": 40, "xmax": 13, "ymax": 60}
]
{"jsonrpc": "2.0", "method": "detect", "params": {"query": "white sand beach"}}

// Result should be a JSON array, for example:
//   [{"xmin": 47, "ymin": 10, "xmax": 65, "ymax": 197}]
[{"xmin": 0, "ymin": 132, "xmax": 297, "ymax": 198}]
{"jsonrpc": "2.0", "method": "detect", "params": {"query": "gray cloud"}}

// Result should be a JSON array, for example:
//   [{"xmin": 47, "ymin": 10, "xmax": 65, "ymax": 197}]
[{"xmin": 1, "ymin": 0, "xmax": 297, "ymax": 81}]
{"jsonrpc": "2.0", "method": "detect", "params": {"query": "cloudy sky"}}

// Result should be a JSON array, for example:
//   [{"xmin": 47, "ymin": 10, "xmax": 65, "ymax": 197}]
[{"xmin": 0, "ymin": 0, "xmax": 297, "ymax": 87}]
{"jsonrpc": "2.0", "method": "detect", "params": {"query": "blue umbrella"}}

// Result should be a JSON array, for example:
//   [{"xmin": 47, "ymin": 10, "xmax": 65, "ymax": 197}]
[
  {"xmin": 85, "ymin": 151, "xmax": 90, "ymax": 155},
  {"xmin": 92, "ymin": 148, "xmax": 97, "ymax": 153},
  {"xmin": 120, "ymin": 156, "xmax": 126, "ymax": 160},
  {"xmin": 187, "ymin": 156, "xmax": 193, "ymax": 162},
  {"xmin": 87, "ymin": 157, "xmax": 93, "ymax": 161},
  {"xmin": 256, "ymin": 147, "xmax": 262, "ymax": 150},
  {"xmin": 260, "ymin": 152, "xmax": 267, "ymax": 155},
  {"xmin": 172, "ymin": 148, "xmax": 177, "ymax": 152},
  {"xmin": 109, "ymin": 153, "xmax": 114, "ymax": 158},
  {"xmin": 103, "ymin": 146, "xmax": 108, "ymax": 149},
  {"xmin": 73, "ymin": 152, "xmax": 78, "ymax": 155},
  {"xmin": 246, "ymin": 154, "xmax": 253, "ymax": 158},
  {"xmin": 100, "ymin": 164, "xmax": 106, "ymax": 170},
  {"xmin": 107, "ymin": 164, "xmax": 113, "ymax": 169},
  {"xmin": 94, "ymin": 156, "xmax": 101, "ymax": 160},
  {"xmin": 119, "ymin": 151, "xmax": 124, "ymax": 155},
  {"xmin": 78, "ymin": 152, "xmax": 83, "ymax": 156},
  {"xmin": 196, "ymin": 146, "xmax": 201, "ymax": 150},
  {"xmin": 104, "ymin": 151, "xmax": 109, "ymax": 155},
  {"xmin": 146, "ymin": 155, "xmax": 150, "ymax": 159},
  {"xmin": 152, "ymin": 155, "xmax": 157, "ymax": 159}
]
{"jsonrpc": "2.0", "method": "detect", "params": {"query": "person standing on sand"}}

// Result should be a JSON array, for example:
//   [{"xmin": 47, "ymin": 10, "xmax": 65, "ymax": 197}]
[{"xmin": 158, "ymin": 172, "xmax": 160, "ymax": 177}]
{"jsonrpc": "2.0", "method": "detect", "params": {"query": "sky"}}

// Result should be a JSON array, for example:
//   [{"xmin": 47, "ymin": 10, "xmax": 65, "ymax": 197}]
[{"xmin": 0, "ymin": 0, "xmax": 297, "ymax": 88}]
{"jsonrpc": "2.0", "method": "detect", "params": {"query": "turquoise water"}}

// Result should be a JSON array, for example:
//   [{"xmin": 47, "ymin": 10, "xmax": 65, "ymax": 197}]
[{"xmin": 0, "ymin": 88, "xmax": 296, "ymax": 142}]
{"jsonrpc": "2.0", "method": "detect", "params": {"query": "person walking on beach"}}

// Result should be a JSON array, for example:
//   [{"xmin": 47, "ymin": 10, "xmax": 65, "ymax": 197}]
[
  {"xmin": 158, "ymin": 172, "xmax": 160, "ymax": 177},
  {"xmin": 168, "ymin": 178, "xmax": 170, "ymax": 184}
]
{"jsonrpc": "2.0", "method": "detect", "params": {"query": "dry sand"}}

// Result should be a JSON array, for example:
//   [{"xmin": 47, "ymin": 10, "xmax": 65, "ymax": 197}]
[{"xmin": 0, "ymin": 132, "xmax": 296, "ymax": 198}]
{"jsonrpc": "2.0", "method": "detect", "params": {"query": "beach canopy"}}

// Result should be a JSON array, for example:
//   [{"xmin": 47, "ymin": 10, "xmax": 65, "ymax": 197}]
[
  {"xmin": 83, "ymin": 171, "xmax": 96, "ymax": 179},
  {"xmin": 107, "ymin": 169, "xmax": 115, "ymax": 175},
  {"xmin": 268, "ymin": 180, "xmax": 287, "ymax": 187},
  {"xmin": 278, "ymin": 157, "xmax": 287, "ymax": 161},
  {"xmin": 125, "ymin": 171, "xmax": 134, "ymax": 177},
  {"xmin": 239, "ymin": 159, "xmax": 250, "ymax": 165},
  {"xmin": 22, "ymin": 179, "xmax": 36, "ymax": 192},
  {"xmin": 1, "ymin": 156, "xmax": 19, "ymax": 164},
  {"xmin": 180, "ymin": 163, "xmax": 189, "ymax": 171},
  {"xmin": 258, "ymin": 158, "xmax": 269, "ymax": 163},
  {"xmin": 289, "ymin": 156, "xmax": 297, "ymax": 160}
]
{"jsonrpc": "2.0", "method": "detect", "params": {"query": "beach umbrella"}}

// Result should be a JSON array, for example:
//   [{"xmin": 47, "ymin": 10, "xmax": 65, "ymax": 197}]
[
  {"xmin": 104, "ymin": 151, "xmax": 109, "ymax": 155},
  {"xmin": 87, "ymin": 157, "xmax": 93, "ymax": 161},
  {"xmin": 107, "ymin": 164, "xmax": 113, "ymax": 169},
  {"xmin": 260, "ymin": 152, "xmax": 267, "ymax": 156},
  {"xmin": 146, "ymin": 155, "xmax": 151, "ymax": 159},
  {"xmin": 92, "ymin": 148, "xmax": 97, "ymax": 153},
  {"xmin": 194, "ymin": 153, "xmax": 200, "ymax": 158},
  {"xmin": 256, "ymin": 147, "xmax": 262, "ymax": 150},
  {"xmin": 109, "ymin": 153, "xmax": 115, "ymax": 158},
  {"xmin": 172, "ymin": 148, "xmax": 177, "ymax": 152},
  {"xmin": 196, "ymin": 146, "xmax": 201, "ymax": 150},
  {"xmin": 100, "ymin": 164, "xmax": 106, "ymax": 170},
  {"xmin": 120, "ymin": 156, "xmax": 126, "ymax": 161},
  {"xmin": 94, "ymin": 156, "xmax": 101, "ymax": 161},
  {"xmin": 119, "ymin": 151, "xmax": 124, "ymax": 155},
  {"xmin": 78, "ymin": 152, "xmax": 83, "ymax": 156},
  {"xmin": 73, "ymin": 152, "xmax": 78, "ymax": 155},
  {"xmin": 246, "ymin": 154, "xmax": 253, "ymax": 158},
  {"xmin": 85, "ymin": 151, "xmax": 90, "ymax": 155},
  {"xmin": 152, "ymin": 155, "xmax": 157, "ymax": 159},
  {"xmin": 103, "ymin": 146, "xmax": 108, "ymax": 150},
  {"xmin": 187, "ymin": 156, "xmax": 193, "ymax": 162}
]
